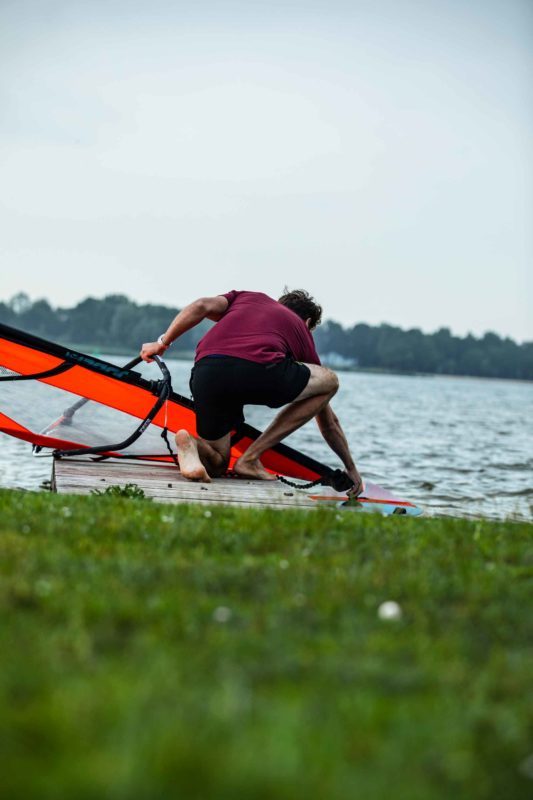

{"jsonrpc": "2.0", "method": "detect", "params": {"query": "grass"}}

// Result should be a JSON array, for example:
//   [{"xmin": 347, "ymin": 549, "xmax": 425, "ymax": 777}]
[{"xmin": 0, "ymin": 489, "xmax": 532, "ymax": 800}]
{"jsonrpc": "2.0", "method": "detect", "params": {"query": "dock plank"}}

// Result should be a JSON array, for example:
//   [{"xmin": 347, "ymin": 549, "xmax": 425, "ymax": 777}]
[{"xmin": 52, "ymin": 457, "xmax": 320, "ymax": 510}]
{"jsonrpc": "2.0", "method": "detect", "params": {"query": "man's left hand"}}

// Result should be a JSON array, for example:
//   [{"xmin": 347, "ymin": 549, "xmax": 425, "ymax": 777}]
[{"xmin": 345, "ymin": 467, "xmax": 364, "ymax": 497}]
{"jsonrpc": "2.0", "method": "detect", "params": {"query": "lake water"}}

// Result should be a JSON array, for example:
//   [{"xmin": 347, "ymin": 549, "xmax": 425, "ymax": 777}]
[{"xmin": 1, "ymin": 357, "xmax": 532, "ymax": 522}]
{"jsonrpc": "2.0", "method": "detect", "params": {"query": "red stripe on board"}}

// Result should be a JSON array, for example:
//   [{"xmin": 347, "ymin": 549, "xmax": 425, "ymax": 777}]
[{"xmin": 309, "ymin": 494, "xmax": 416, "ymax": 507}]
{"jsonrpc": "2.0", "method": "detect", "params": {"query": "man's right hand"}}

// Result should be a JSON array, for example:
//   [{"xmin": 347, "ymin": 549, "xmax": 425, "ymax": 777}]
[{"xmin": 140, "ymin": 341, "xmax": 167, "ymax": 363}]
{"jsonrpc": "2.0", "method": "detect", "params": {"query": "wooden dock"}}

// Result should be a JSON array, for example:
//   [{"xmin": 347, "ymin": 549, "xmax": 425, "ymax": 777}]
[{"xmin": 52, "ymin": 457, "xmax": 321, "ymax": 510}]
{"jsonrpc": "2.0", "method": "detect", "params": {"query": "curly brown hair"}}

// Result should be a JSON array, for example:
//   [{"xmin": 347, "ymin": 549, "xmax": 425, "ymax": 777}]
[{"xmin": 277, "ymin": 288, "xmax": 322, "ymax": 329}]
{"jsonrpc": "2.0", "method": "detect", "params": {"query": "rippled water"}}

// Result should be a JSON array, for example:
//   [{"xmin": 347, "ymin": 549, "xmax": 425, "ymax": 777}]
[{"xmin": 1, "ymin": 357, "xmax": 531, "ymax": 521}]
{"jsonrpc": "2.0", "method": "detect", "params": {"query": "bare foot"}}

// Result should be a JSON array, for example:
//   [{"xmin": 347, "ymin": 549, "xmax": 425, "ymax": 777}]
[
  {"xmin": 234, "ymin": 455, "xmax": 277, "ymax": 481},
  {"xmin": 175, "ymin": 430, "xmax": 211, "ymax": 482}
]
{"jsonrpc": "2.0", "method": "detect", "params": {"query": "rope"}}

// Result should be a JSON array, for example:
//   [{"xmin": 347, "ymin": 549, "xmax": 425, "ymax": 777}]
[
  {"xmin": 161, "ymin": 425, "xmax": 180, "ymax": 469},
  {"xmin": 278, "ymin": 469, "xmax": 359, "ymax": 494},
  {"xmin": 276, "ymin": 474, "xmax": 323, "ymax": 490}
]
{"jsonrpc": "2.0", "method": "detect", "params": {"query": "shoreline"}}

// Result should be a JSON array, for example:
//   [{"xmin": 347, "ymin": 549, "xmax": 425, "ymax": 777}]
[{"xmin": 0, "ymin": 483, "xmax": 529, "ymax": 525}]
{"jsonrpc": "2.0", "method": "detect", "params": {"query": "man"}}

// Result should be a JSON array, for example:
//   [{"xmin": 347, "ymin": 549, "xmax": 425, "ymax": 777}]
[{"xmin": 140, "ymin": 289, "xmax": 363, "ymax": 495}]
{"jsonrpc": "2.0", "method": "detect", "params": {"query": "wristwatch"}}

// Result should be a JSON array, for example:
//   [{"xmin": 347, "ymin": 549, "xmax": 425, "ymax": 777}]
[{"xmin": 157, "ymin": 334, "xmax": 169, "ymax": 348}]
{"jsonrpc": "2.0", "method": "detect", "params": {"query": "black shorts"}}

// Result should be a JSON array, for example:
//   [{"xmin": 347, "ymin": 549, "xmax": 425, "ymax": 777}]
[{"xmin": 190, "ymin": 356, "xmax": 311, "ymax": 441}]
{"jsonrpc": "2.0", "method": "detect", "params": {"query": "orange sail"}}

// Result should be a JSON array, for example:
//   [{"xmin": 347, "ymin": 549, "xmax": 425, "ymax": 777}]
[{"xmin": 0, "ymin": 323, "xmax": 345, "ymax": 486}]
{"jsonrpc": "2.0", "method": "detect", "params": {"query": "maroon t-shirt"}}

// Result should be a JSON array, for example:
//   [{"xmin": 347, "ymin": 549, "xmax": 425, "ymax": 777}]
[{"xmin": 195, "ymin": 291, "xmax": 321, "ymax": 365}]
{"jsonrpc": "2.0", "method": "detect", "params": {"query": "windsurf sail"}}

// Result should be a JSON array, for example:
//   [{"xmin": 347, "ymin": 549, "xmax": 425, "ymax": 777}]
[{"xmin": 0, "ymin": 323, "xmax": 351, "ymax": 489}]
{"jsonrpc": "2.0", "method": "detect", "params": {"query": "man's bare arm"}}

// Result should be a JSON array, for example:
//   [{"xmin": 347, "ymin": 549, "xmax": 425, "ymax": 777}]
[
  {"xmin": 140, "ymin": 296, "xmax": 229, "ymax": 362},
  {"xmin": 163, "ymin": 296, "xmax": 229, "ymax": 341},
  {"xmin": 316, "ymin": 403, "xmax": 363, "ymax": 495}
]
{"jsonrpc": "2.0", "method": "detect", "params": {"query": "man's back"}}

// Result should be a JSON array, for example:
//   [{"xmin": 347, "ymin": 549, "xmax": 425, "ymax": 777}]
[{"xmin": 195, "ymin": 290, "xmax": 320, "ymax": 365}]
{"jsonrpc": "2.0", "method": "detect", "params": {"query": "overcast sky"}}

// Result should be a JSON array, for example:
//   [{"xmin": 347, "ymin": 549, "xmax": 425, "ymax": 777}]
[{"xmin": 1, "ymin": 0, "xmax": 532, "ymax": 341}]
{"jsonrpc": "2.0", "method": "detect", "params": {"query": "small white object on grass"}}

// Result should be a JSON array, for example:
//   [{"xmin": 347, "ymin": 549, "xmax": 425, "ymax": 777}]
[
  {"xmin": 213, "ymin": 606, "xmax": 232, "ymax": 623},
  {"xmin": 378, "ymin": 601, "xmax": 402, "ymax": 621}
]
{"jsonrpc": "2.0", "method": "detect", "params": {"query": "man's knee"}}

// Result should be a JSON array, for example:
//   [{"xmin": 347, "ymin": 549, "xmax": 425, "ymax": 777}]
[
  {"xmin": 300, "ymin": 364, "xmax": 339, "ymax": 401},
  {"xmin": 206, "ymin": 460, "xmax": 229, "ymax": 478},
  {"xmin": 198, "ymin": 435, "xmax": 231, "ymax": 477},
  {"xmin": 316, "ymin": 365, "xmax": 339, "ymax": 396},
  {"xmin": 326, "ymin": 368, "xmax": 339, "ymax": 395}
]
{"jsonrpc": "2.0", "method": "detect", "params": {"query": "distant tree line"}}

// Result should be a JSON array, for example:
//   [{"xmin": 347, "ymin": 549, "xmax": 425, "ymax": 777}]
[
  {"xmin": 1, "ymin": 292, "xmax": 531, "ymax": 381},
  {"xmin": 315, "ymin": 320, "xmax": 532, "ymax": 380},
  {"xmin": 0, "ymin": 292, "xmax": 210, "ymax": 355}
]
